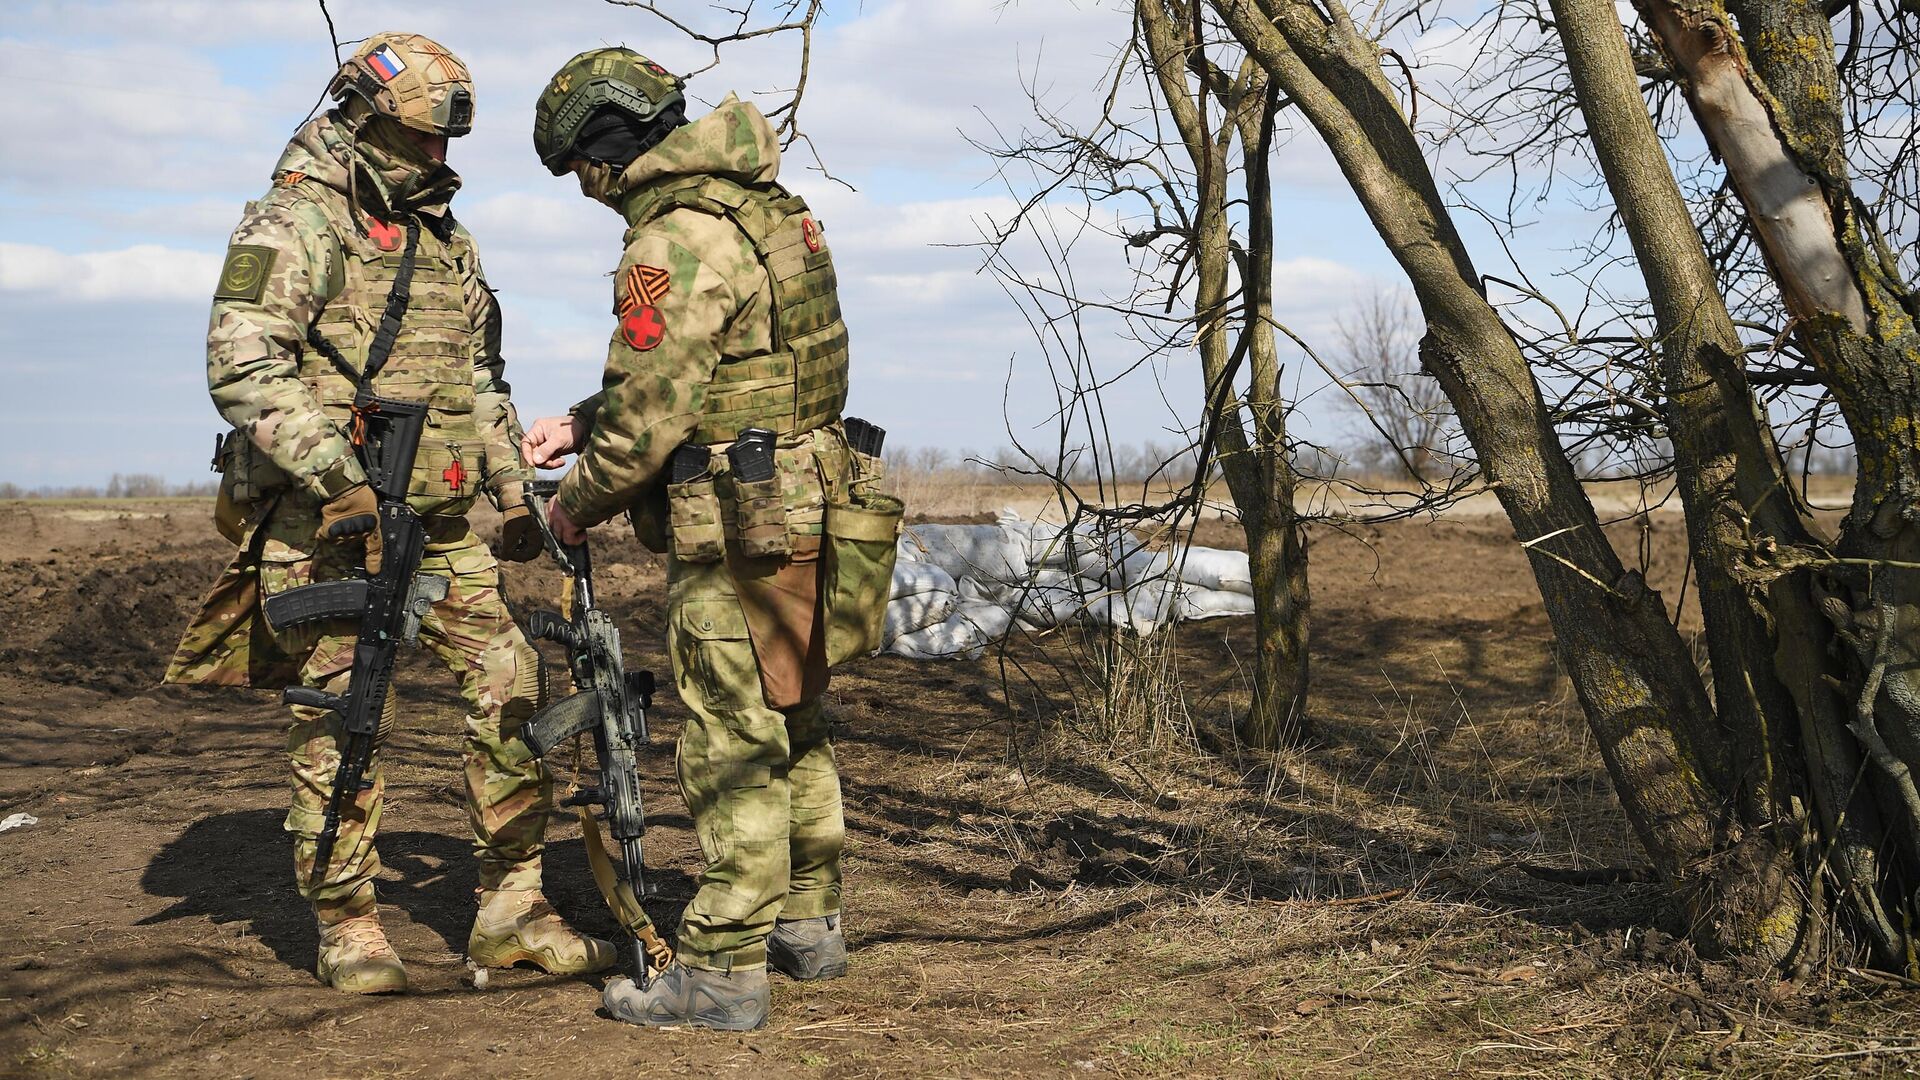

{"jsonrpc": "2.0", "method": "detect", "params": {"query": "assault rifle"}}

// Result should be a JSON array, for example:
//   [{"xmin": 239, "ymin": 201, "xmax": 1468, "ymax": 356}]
[
  {"xmin": 517, "ymin": 479, "xmax": 673, "ymax": 987},
  {"xmin": 259, "ymin": 398, "xmax": 446, "ymax": 888}
]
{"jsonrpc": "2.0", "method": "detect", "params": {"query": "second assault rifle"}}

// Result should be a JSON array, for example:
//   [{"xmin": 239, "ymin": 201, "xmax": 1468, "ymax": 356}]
[
  {"xmin": 258, "ymin": 398, "xmax": 447, "ymax": 887},
  {"xmin": 514, "ymin": 479, "xmax": 673, "ymax": 987}
]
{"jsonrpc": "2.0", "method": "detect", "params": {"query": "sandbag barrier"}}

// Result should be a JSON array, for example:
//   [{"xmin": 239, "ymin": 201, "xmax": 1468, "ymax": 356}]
[{"xmin": 880, "ymin": 510, "xmax": 1255, "ymax": 661}]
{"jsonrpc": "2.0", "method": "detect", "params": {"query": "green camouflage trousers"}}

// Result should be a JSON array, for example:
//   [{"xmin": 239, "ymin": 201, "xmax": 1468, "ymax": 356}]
[
  {"xmin": 667, "ymin": 553, "xmax": 845, "ymax": 971},
  {"xmin": 259, "ymin": 504, "xmax": 551, "ymax": 916}
]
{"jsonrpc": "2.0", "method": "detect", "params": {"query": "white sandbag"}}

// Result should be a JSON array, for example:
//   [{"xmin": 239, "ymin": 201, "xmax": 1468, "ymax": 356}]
[
  {"xmin": 900, "ymin": 523, "xmax": 1030, "ymax": 588},
  {"xmin": 1004, "ymin": 514, "xmax": 1126, "ymax": 575},
  {"xmin": 956, "ymin": 573, "xmax": 1014, "ymax": 605},
  {"xmin": 891, "ymin": 559, "xmax": 957, "ymax": 601},
  {"xmin": 1006, "ymin": 569, "xmax": 1096, "ymax": 629},
  {"xmin": 1107, "ymin": 545, "xmax": 1178, "ymax": 588},
  {"xmin": 886, "ymin": 599, "xmax": 1015, "ymax": 660},
  {"xmin": 1176, "ymin": 546, "xmax": 1253, "ymax": 595},
  {"xmin": 1079, "ymin": 579, "xmax": 1179, "ymax": 636},
  {"xmin": 1178, "ymin": 587, "xmax": 1257, "ymax": 620},
  {"xmin": 1125, "ymin": 578, "xmax": 1181, "ymax": 634},
  {"xmin": 895, "ymin": 534, "xmax": 923, "ymax": 563},
  {"xmin": 883, "ymin": 589, "xmax": 958, "ymax": 644}
]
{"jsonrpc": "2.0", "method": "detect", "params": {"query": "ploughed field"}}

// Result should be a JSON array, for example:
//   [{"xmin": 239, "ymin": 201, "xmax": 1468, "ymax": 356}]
[{"xmin": 1, "ymin": 496, "xmax": 1913, "ymax": 1078}]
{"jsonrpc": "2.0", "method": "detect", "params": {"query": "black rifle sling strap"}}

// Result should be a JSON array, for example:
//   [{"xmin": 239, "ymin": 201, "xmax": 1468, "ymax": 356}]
[{"xmin": 304, "ymin": 218, "xmax": 423, "ymax": 440}]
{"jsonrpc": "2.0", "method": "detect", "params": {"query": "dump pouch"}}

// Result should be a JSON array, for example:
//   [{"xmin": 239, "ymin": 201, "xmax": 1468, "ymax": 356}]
[{"xmin": 821, "ymin": 488, "xmax": 904, "ymax": 666}]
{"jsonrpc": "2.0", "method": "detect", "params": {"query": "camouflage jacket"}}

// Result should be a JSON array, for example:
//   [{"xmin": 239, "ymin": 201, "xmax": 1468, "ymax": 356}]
[
  {"xmin": 554, "ymin": 97, "xmax": 789, "ymax": 528},
  {"xmin": 207, "ymin": 112, "xmax": 532, "ymax": 511}
]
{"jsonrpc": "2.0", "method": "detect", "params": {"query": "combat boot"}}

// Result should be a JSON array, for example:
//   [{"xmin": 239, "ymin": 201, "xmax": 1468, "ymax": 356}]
[
  {"xmin": 315, "ymin": 913, "xmax": 408, "ymax": 994},
  {"xmin": 467, "ymin": 888, "xmax": 617, "ymax": 975},
  {"xmin": 767, "ymin": 914, "xmax": 847, "ymax": 980},
  {"xmin": 602, "ymin": 962, "xmax": 770, "ymax": 1030}
]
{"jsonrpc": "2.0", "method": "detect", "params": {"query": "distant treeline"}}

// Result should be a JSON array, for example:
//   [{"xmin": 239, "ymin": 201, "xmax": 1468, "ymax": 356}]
[{"xmin": 0, "ymin": 473, "xmax": 219, "ymax": 499}]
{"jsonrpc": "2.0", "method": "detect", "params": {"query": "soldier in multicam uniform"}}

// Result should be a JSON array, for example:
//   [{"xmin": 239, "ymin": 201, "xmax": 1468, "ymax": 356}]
[
  {"xmin": 522, "ymin": 49, "xmax": 861, "ymax": 1030},
  {"xmin": 166, "ymin": 32, "xmax": 614, "ymax": 995}
]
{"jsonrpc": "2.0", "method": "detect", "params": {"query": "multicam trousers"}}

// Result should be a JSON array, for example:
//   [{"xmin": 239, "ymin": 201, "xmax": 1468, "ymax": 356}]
[
  {"xmin": 258, "ymin": 504, "xmax": 551, "ymax": 917},
  {"xmin": 667, "ymin": 551, "xmax": 845, "ymax": 971}
]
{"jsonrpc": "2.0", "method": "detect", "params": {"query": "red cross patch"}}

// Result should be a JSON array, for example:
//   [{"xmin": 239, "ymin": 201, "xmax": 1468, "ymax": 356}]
[
  {"xmin": 442, "ymin": 459, "xmax": 465, "ymax": 491},
  {"xmin": 620, "ymin": 304, "xmax": 666, "ymax": 351},
  {"xmin": 367, "ymin": 219, "xmax": 403, "ymax": 252}
]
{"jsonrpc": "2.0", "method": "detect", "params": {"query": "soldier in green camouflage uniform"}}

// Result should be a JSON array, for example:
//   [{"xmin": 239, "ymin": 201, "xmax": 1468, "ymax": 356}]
[
  {"xmin": 523, "ymin": 48, "xmax": 862, "ymax": 1030},
  {"xmin": 167, "ymin": 32, "xmax": 614, "ymax": 995}
]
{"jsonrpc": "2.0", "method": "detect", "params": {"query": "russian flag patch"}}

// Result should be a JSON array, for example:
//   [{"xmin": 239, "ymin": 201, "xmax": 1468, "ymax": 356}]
[{"xmin": 366, "ymin": 45, "xmax": 406, "ymax": 81}]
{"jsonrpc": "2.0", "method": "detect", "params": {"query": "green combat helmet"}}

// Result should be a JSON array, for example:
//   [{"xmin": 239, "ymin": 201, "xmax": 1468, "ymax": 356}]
[
  {"xmin": 330, "ymin": 31, "xmax": 475, "ymax": 137},
  {"xmin": 533, "ymin": 48, "xmax": 685, "ymax": 174}
]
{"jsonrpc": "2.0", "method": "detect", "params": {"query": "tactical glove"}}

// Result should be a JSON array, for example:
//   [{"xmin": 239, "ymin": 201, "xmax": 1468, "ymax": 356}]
[
  {"xmin": 498, "ymin": 503, "xmax": 544, "ymax": 563},
  {"xmin": 318, "ymin": 483, "xmax": 384, "ymax": 574}
]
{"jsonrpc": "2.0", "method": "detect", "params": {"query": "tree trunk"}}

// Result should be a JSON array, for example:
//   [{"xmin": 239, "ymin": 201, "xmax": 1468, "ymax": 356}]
[
  {"xmin": 1140, "ymin": 0, "xmax": 1311, "ymax": 747},
  {"xmin": 1215, "ymin": 0, "xmax": 1744, "ymax": 904},
  {"xmin": 1549, "ymin": 0, "xmax": 1829, "ymax": 964},
  {"xmin": 1636, "ymin": 0, "xmax": 1920, "ymax": 974}
]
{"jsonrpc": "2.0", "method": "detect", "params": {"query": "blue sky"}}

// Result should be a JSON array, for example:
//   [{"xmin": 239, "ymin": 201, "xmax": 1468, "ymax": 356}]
[{"xmin": 0, "ymin": 0, "xmax": 1599, "ymax": 488}]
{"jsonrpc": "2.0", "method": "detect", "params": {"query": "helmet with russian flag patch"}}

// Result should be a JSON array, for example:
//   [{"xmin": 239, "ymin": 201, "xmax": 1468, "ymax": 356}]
[
  {"xmin": 331, "ymin": 31, "xmax": 475, "ymax": 138},
  {"xmin": 533, "ymin": 48, "xmax": 685, "ymax": 175}
]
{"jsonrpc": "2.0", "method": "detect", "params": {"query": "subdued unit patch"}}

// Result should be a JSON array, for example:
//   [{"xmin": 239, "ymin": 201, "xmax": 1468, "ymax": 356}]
[{"xmin": 213, "ymin": 244, "xmax": 276, "ymax": 303}]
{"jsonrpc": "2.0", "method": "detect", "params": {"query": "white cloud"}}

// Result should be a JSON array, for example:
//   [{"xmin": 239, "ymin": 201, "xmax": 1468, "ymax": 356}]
[
  {"xmin": 0, "ymin": 0, "xmax": 1400, "ymax": 486},
  {"xmin": 0, "ymin": 241, "xmax": 220, "ymax": 302}
]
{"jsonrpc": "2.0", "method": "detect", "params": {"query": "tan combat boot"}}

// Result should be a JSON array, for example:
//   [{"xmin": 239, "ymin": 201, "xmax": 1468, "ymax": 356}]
[
  {"xmin": 316, "ymin": 913, "xmax": 408, "ymax": 994},
  {"xmin": 468, "ymin": 888, "xmax": 617, "ymax": 975}
]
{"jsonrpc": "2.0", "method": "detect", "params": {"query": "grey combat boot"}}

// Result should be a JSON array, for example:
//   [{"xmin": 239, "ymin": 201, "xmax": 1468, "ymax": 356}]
[
  {"xmin": 768, "ymin": 914, "xmax": 847, "ymax": 980},
  {"xmin": 602, "ymin": 963, "xmax": 770, "ymax": 1031},
  {"xmin": 316, "ymin": 912, "xmax": 408, "ymax": 994}
]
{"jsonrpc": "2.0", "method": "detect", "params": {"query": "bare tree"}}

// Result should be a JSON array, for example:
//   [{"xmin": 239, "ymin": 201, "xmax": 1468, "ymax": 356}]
[{"xmin": 1333, "ymin": 288, "xmax": 1454, "ymax": 482}]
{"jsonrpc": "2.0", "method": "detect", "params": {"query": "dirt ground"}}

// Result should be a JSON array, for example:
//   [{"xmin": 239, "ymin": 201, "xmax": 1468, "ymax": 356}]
[{"xmin": 1, "ymin": 496, "xmax": 1915, "ymax": 1079}]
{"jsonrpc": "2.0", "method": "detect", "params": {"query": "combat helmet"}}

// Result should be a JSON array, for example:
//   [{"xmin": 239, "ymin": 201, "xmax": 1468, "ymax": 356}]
[
  {"xmin": 534, "ymin": 48, "xmax": 685, "ymax": 175},
  {"xmin": 330, "ymin": 31, "xmax": 475, "ymax": 137}
]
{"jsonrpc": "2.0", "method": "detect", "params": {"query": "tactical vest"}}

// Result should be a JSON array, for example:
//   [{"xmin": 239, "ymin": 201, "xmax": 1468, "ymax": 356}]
[
  {"xmin": 623, "ymin": 176, "xmax": 850, "ymax": 444},
  {"xmin": 290, "ymin": 180, "xmax": 484, "ymax": 517}
]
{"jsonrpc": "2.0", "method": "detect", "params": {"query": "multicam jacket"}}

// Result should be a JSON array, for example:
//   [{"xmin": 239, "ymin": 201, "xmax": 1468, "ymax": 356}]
[
  {"xmin": 555, "ymin": 97, "xmax": 851, "ymax": 529},
  {"xmin": 207, "ymin": 111, "xmax": 531, "ymax": 515},
  {"xmin": 167, "ymin": 113, "xmax": 533, "ymax": 687}
]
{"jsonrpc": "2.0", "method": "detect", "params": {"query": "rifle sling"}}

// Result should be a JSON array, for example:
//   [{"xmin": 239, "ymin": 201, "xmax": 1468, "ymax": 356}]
[
  {"xmin": 305, "ymin": 218, "xmax": 423, "ymax": 402},
  {"xmin": 576, "ymin": 804, "xmax": 674, "ymax": 974}
]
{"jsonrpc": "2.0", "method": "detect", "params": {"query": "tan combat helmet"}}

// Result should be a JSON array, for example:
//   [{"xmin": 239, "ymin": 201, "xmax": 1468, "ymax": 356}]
[{"xmin": 330, "ymin": 32, "xmax": 475, "ymax": 137}]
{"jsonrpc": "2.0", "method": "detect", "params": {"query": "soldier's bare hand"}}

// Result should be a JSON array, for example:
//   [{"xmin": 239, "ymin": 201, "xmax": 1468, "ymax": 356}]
[
  {"xmin": 548, "ymin": 497, "xmax": 587, "ymax": 546},
  {"xmin": 523, "ymin": 415, "xmax": 587, "ymax": 469}
]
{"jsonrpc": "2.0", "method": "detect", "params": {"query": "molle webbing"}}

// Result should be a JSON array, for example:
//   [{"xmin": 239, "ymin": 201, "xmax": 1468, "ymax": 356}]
[{"xmin": 625, "ymin": 176, "xmax": 849, "ymax": 444}]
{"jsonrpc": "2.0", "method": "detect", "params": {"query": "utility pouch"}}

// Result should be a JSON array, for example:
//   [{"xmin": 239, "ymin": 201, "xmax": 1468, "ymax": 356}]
[
  {"xmin": 213, "ymin": 430, "xmax": 292, "ymax": 534},
  {"xmin": 821, "ymin": 488, "xmax": 904, "ymax": 666},
  {"xmin": 666, "ymin": 445, "xmax": 724, "ymax": 563},
  {"xmin": 779, "ymin": 444, "xmax": 827, "ymax": 562},
  {"xmin": 728, "ymin": 428, "xmax": 790, "ymax": 559}
]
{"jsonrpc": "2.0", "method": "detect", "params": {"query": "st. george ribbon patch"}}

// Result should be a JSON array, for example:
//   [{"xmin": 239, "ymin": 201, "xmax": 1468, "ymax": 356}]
[
  {"xmin": 621, "ymin": 264, "xmax": 671, "ymax": 310},
  {"xmin": 213, "ymin": 244, "xmax": 277, "ymax": 303},
  {"xmin": 620, "ymin": 304, "xmax": 666, "ymax": 351}
]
